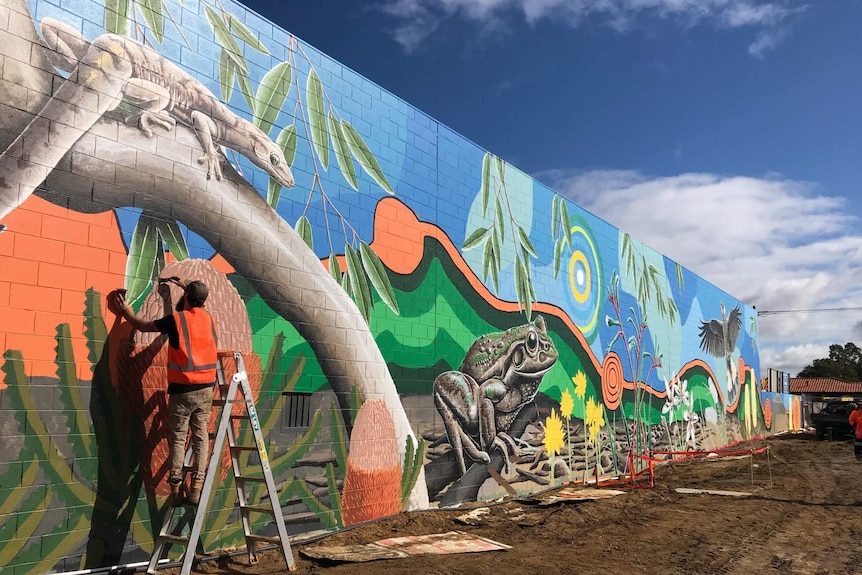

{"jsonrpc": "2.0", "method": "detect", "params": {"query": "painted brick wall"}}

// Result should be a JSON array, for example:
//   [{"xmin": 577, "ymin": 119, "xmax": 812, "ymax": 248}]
[{"xmin": 0, "ymin": 0, "xmax": 798, "ymax": 572}]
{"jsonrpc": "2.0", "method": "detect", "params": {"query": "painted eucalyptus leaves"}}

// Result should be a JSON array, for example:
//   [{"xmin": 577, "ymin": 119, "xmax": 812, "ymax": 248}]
[
  {"xmin": 464, "ymin": 152, "xmax": 537, "ymax": 320},
  {"xmin": 303, "ymin": 68, "xmax": 395, "ymax": 197},
  {"xmin": 620, "ymin": 233, "xmax": 679, "ymax": 325},
  {"xmin": 206, "ymin": 2, "xmax": 398, "ymax": 323},
  {"xmin": 324, "ymin": 242, "xmax": 400, "ymax": 324},
  {"xmin": 124, "ymin": 211, "xmax": 189, "ymax": 304},
  {"xmin": 105, "ymin": 0, "xmax": 170, "ymax": 41},
  {"xmin": 550, "ymin": 194, "xmax": 573, "ymax": 280},
  {"xmin": 112, "ymin": 1, "xmax": 399, "ymax": 319},
  {"xmin": 286, "ymin": 48, "xmax": 398, "ymax": 323}
]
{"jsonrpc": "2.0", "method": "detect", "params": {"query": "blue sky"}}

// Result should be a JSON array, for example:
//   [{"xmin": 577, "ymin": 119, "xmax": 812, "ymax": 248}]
[{"xmin": 241, "ymin": 0, "xmax": 862, "ymax": 376}]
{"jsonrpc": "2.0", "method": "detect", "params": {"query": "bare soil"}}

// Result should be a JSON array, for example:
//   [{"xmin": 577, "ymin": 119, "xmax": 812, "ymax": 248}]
[{"xmin": 187, "ymin": 434, "xmax": 862, "ymax": 575}]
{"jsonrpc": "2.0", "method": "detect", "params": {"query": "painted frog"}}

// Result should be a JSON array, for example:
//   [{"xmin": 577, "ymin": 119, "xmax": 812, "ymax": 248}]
[{"xmin": 434, "ymin": 315, "xmax": 558, "ymax": 475}]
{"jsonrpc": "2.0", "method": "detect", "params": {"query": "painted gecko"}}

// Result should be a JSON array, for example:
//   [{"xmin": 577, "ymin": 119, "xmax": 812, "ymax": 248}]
[{"xmin": 0, "ymin": 18, "xmax": 293, "ymax": 221}]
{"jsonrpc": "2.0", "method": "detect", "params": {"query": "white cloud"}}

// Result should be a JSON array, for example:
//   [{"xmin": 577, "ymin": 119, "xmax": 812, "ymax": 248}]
[
  {"xmin": 379, "ymin": 0, "xmax": 806, "ymax": 56},
  {"xmin": 748, "ymin": 28, "xmax": 788, "ymax": 59},
  {"xmin": 760, "ymin": 343, "xmax": 830, "ymax": 377},
  {"xmin": 540, "ymin": 168, "xmax": 862, "ymax": 377},
  {"xmin": 378, "ymin": 0, "xmax": 442, "ymax": 52}
]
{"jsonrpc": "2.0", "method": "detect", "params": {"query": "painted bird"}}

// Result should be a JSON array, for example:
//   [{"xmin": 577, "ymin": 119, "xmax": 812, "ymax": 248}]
[{"xmin": 698, "ymin": 302, "xmax": 743, "ymax": 406}]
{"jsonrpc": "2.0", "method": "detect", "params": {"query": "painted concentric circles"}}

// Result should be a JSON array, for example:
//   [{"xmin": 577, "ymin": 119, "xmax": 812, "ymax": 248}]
[
  {"xmin": 763, "ymin": 397, "xmax": 773, "ymax": 430},
  {"xmin": 569, "ymin": 250, "xmax": 590, "ymax": 304},
  {"xmin": 602, "ymin": 351, "xmax": 624, "ymax": 411},
  {"xmin": 566, "ymin": 224, "xmax": 601, "ymax": 334}
]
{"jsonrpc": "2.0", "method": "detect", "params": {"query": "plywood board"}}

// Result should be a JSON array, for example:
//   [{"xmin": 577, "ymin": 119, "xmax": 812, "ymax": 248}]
[{"xmin": 300, "ymin": 531, "xmax": 511, "ymax": 563}]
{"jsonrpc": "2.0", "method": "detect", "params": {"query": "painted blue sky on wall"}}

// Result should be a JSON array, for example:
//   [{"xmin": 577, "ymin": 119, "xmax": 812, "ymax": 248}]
[{"xmin": 239, "ymin": 0, "xmax": 862, "ymax": 378}]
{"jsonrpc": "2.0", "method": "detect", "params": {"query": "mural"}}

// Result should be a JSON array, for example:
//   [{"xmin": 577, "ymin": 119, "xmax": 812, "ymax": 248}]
[
  {"xmin": 0, "ymin": 0, "xmax": 802, "ymax": 572},
  {"xmin": 430, "ymin": 316, "xmax": 558, "ymax": 500}
]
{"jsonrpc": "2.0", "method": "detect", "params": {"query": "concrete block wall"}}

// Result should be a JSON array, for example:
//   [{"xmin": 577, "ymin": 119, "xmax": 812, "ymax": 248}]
[{"xmin": 0, "ymin": 0, "xmax": 799, "ymax": 572}]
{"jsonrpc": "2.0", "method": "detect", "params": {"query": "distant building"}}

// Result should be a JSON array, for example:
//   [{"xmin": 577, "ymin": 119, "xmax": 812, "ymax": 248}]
[
  {"xmin": 763, "ymin": 368, "xmax": 792, "ymax": 393},
  {"xmin": 789, "ymin": 377, "xmax": 862, "ymax": 428}
]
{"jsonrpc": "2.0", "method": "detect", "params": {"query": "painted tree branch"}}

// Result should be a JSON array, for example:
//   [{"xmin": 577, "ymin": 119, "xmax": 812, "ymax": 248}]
[{"xmin": 0, "ymin": 0, "xmax": 428, "ymax": 509}]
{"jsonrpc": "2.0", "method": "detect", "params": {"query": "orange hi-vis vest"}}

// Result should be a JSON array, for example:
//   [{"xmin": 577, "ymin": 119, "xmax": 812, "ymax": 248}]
[
  {"xmin": 166, "ymin": 308, "xmax": 219, "ymax": 384},
  {"xmin": 850, "ymin": 408, "xmax": 862, "ymax": 440}
]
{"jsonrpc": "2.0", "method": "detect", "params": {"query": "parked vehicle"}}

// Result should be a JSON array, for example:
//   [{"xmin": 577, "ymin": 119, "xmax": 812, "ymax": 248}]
[{"xmin": 811, "ymin": 401, "xmax": 857, "ymax": 440}]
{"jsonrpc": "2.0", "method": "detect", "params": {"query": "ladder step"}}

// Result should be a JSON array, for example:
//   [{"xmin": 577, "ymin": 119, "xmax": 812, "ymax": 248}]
[
  {"xmin": 213, "ymin": 399, "xmax": 250, "ymax": 408},
  {"xmin": 240, "ymin": 504, "xmax": 276, "ymax": 515},
  {"xmin": 231, "ymin": 414, "xmax": 250, "ymax": 420},
  {"xmin": 229, "ymin": 445, "xmax": 258, "ymax": 451},
  {"xmin": 245, "ymin": 534, "xmax": 281, "ymax": 545},
  {"xmin": 158, "ymin": 533, "xmax": 190, "ymax": 545},
  {"xmin": 236, "ymin": 475, "xmax": 267, "ymax": 483}
]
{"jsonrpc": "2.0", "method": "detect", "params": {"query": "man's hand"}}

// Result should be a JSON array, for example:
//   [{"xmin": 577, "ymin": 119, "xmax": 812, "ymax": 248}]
[
  {"xmin": 107, "ymin": 289, "xmax": 128, "ymax": 316},
  {"xmin": 158, "ymin": 276, "xmax": 187, "ymax": 289},
  {"xmin": 106, "ymin": 288, "xmax": 161, "ymax": 333}
]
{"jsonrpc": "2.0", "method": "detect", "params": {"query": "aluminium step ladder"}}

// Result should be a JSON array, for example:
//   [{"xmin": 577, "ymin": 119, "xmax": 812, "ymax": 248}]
[{"xmin": 147, "ymin": 351, "xmax": 297, "ymax": 574}]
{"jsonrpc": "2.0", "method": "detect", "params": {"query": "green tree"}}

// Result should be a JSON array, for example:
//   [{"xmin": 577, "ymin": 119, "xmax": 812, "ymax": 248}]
[{"xmin": 797, "ymin": 342, "xmax": 862, "ymax": 381}]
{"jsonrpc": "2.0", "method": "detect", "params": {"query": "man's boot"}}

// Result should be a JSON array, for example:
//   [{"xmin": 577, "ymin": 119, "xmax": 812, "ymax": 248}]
[
  {"xmin": 187, "ymin": 478, "xmax": 204, "ymax": 506},
  {"xmin": 169, "ymin": 478, "xmax": 184, "ymax": 507}
]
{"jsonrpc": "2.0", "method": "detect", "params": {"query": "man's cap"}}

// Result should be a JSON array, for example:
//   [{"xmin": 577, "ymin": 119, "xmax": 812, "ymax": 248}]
[{"xmin": 184, "ymin": 280, "xmax": 209, "ymax": 307}]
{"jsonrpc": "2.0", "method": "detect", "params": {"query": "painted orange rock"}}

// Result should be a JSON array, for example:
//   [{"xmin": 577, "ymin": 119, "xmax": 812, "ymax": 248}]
[{"xmin": 109, "ymin": 259, "xmax": 262, "ymax": 497}]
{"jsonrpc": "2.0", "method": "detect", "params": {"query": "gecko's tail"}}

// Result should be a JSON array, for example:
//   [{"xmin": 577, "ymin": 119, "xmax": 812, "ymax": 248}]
[
  {"xmin": 0, "ymin": 18, "xmax": 97, "ymax": 221},
  {"xmin": 1, "ymin": 30, "xmax": 130, "ymax": 221}
]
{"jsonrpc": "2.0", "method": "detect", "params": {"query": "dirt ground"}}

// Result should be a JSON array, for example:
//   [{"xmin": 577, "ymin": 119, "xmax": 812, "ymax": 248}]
[{"xmin": 185, "ymin": 433, "xmax": 862, "ymax": 575}]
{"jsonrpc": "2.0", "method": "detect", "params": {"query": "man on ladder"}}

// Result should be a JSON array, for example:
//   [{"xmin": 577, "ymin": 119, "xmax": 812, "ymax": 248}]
[{"xmin": 109, "ymin": 276, "xmax": 218, "ymax": 506}]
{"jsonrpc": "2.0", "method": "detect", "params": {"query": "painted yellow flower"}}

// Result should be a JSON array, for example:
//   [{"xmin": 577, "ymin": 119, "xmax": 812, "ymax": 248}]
[
  {"xmin": 572, "ymin": 370, "xmax": 587, "ymax": 400},
  {"xmin": 543, "ymin": 408, "xmax": 566, "ymax": 456},
  {"xmin": 585, "ymin": 397, "xmax": 605, "ymax": 442},
  {"xmin": 560, "ymin": 389, "xmax": 575, "ymax": 420}
]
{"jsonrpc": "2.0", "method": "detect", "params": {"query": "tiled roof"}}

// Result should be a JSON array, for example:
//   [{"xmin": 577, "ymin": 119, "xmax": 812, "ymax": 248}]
[{"xmin": 789, "ymin": 378, "xmax": 862, "ymax": 394}]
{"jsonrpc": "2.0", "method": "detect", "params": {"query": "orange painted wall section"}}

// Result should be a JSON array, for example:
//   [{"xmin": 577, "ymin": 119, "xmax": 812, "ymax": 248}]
[{"xmin": 0, "ymin": 197, "xmax": 127, "ymax": 380}]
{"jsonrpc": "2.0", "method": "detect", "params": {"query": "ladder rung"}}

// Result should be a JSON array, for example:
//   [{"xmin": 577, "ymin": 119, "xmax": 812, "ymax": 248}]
[
  {"xmin": 230, "ymin": 414, "xmax": 250, "ymax": 420},
  {"xmin": 241, "ymin": 504, "xmax": 276, "ymax": 515},
  {"xmin": 217, "ymin": 351, "xmax": 236, "ymax": 359},
  {"xmin": 214, "ymin": 399, "xmax": 248, "ymax": 407},
  {"xmin": 158, "ymin": 533, "xmax": 189, "ymax": 545},
  {"xmin": 230, "ymin": 445, "xmax": 258, "ymax": 451},
  {"xmin": 235, "ymin": 475, "xmax": 266, "ymax": 483},
  {"xmin": 245, "ymin": 534, "xmax": 280, "ymax": 545}
]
